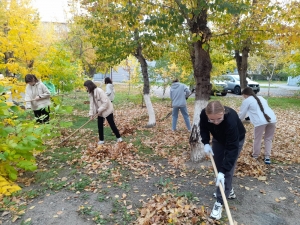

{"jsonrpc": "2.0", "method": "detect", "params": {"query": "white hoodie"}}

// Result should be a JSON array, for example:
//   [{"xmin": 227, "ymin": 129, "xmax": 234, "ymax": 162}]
[
  {"xmin": 105, "ymin": 83, "xmax": 115, "ymax": 101},
  {"xmin": 239, "ymin": 96, "xmax": 276, "ymax": 127},
  {"xmin": 25, "ymin": 81, "xmax": 51, "ymax": 110}
]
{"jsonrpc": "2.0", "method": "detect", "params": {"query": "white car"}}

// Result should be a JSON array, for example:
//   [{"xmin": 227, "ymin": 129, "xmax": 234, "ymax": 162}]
[{"xmin": 221, "ymin": 74, "xmax": 260, "ymax": 95}]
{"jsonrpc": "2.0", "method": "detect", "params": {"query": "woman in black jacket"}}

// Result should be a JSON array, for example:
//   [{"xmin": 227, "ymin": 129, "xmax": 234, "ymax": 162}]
[{"xmin": 199, "ymin": 101, "xmax": 246, "ymax": 220}]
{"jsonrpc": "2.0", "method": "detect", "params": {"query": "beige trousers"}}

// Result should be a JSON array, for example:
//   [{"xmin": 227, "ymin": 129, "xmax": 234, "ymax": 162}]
[{"xmin": 253, "ymin": 123, "xmax": 276, "ymax": 158}]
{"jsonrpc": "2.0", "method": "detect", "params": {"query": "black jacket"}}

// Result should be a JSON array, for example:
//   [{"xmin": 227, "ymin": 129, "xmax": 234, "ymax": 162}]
[{"xmin": 200, "ymin": 107, "xmax": 246, "ymax": 173}]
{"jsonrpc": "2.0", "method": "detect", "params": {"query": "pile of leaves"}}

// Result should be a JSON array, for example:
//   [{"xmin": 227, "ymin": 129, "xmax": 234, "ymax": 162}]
[{"xmin": 133, "ymin": 193, "xmax": 219, "ymax": 225}]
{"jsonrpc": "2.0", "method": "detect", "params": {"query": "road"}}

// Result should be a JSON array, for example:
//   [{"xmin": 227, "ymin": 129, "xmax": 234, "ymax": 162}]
[{"xmin": 151, "ymin": 84, "xmax": 300, "ymax": 98}]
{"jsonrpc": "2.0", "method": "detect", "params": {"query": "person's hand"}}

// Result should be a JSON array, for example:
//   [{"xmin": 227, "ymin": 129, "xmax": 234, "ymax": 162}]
[
  {"xmin": 216, "ymin": 172, "xmax": 225, "ymax": 188},
  {"xmin": 204, "ymin": 144, "xmax": 214, "ymax": 156},
  {"xmin": 34, "ymin": 96, "xmax": 40, "ymax": 100}
]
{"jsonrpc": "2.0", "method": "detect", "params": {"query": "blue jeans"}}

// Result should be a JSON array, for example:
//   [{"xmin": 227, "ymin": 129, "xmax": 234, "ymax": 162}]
[{"xmin": 172, "ymin": 106, "xmax": 191, "ymax": 131}]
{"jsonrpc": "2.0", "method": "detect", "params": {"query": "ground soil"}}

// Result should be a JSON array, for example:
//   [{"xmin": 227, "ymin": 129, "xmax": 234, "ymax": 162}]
[{"xmin": 1, "ymin": 158, "xmax": 299, "ymax": 225}]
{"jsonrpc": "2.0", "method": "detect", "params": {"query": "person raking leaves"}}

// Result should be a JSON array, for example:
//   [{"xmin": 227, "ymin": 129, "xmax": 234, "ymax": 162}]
[
  {"xmin": 84, "ymin": 80, "xmax": 122, "ymax": 145},
  {"xmin": 199, "ymin": 101, "xmax": 246, "ymax": 220}
]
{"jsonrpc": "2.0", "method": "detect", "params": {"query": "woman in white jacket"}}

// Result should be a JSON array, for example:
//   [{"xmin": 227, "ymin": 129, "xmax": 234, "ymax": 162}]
[
  {"xmin": 104, "ymin": 77, "xmax": 115, "ymax": 102},
  {"xmin": 238, "ymin": 87, "xmax": 276, "ymax": 164},
  {"xmin": 84, "ymin": 80, "xmax": 122, "ymax": 145},
  {"xmin": 24, "ymin": 74, "xmax": 51, "ymax": 123}
]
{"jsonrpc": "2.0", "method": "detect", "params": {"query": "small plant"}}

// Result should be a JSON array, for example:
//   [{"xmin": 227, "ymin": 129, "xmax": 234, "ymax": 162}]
[
  {"xmin": 80, "ymin": 193, "xmax": 90, "ymax": 200},
  {"xmin": 71, "ymin": 176, "xmax": 91, "ymax": 191},
  {"xmin": 175, "ymin": 191, "xmax": 195, "ymax": 201},
  {"xmin": 99, "ymin": 169, "xmax": 111, "ymax": 182}
]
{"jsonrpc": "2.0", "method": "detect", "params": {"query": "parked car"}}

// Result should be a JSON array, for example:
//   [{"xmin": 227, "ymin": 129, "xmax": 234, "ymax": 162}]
[
  {"xmin": 211, "ymin": 80, "xmax": 228, "ymax": 96},
  {"xmin": 221, "ymin": 74, "xmax": 260, "ymax": 95}
]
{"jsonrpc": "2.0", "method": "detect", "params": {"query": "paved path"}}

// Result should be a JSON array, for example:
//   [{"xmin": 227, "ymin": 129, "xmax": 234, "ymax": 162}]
[{"xmin": 151, "ymin": 84, "xmax": 300, "ymax": 98}]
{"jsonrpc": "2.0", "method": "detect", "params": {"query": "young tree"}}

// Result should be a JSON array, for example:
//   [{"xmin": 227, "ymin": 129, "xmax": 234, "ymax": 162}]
[{"xmin": 78, "ymin": 1, "xmax": 173, "ymax": 127}]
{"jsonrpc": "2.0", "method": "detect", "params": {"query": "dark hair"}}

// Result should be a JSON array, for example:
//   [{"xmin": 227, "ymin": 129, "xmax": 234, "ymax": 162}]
[
  {"xmin": 104, "ymin": 77, "xmax": 112, "ymax": 84},
  {"xmin": 205, "ymin": 101, "xmax": 225, "ymax": 115},
  {"xmin": 25, "ymin": 74, "xmax": 38, "ymax": 83},
  {"xmin": 172, "ymin": 78, "xmax": 179, "ymax": 83},
  {"xmin": 84, "ymin": 80, "xmax": 97, "ymax": 93},
  {"xmin": 242, "ymin": 87, "xmax": 271, "ymax": 122}
]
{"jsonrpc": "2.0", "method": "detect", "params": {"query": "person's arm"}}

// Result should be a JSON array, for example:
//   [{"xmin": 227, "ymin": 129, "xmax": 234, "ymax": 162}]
[
  {"xmin": 105, "ymin": 84, "xmax": 112, "ymax": 96},
  {"xmin": 199, "ymin": 110, "xmax": 211, "ymax": 145},
  {"xmin": 96, "ymin": 89, "xmax": 109, "ymax": 115},
  {"xmin": 238, "ymin": 99, "xmax": 249, "ymax": 120},
  {"xmin": 39, "ymin": 83, "xmax": 51, "ymax": 99},
  {"xmin": 24, "ymin": 85, "xmax": 32, "ymax": 109},
  {"xmin": 184, "ymin": 85, "xmax": 191, "ymax": 98}
]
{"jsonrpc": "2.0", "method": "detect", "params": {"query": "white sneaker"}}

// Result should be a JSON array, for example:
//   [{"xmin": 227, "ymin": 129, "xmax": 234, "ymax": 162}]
[
  {"xmin": 98, "ymin": 140, "xmax": 104, "ymax": 145},
  {"xmin": 117, "ymin": 137, "xmax": 123, "ymax": 142},
  {"xmin": 213, "ymin": 188, "xmax": 236, "ymax": 199},
  {"xmin": 210, "ymin": 201, "xmax": 223, "ymax": 220}
]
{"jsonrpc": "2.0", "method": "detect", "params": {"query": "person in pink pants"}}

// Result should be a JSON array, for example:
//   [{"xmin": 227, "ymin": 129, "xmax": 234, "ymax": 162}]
[{"xmin": 238, "ymin": 87, "xmax": 277, "ymax": 164}]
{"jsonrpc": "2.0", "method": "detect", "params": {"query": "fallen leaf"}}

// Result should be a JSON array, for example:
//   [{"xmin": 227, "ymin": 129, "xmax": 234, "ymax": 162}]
[
  {"xmin": 12, "ymin": 216, "xmax": 19, "ymax": 222},
  {"xmin": 257, "ymin": 176, "xmax": 267, "ymax": 181},
  {"xmin": 29, "ymin": 206, "xmax": 35, "ymax": 210}
]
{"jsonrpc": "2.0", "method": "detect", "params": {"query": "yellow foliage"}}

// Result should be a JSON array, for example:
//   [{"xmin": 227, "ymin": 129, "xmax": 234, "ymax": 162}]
[{"xmin": 0, "ymin": 176, "xmax": 21, "ymax": 196}]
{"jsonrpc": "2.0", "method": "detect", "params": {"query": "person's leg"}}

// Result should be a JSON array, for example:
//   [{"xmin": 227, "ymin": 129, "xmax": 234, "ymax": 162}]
[
  {"xmin": 172, "ymin": 107, "xmax": 179, "ymax": 131},
  {"xmin": 40, "ymin": 107, "xmax": 50, "ymax": 123},
  {"xmin": 212, "ymin": 139, "xmax": 226, "ymax": 204},
  {"xmin": 179, "ymin": 106, "xmax": 191, "ymax": 131},
  {"xmin": 106, "ymin": 113, "xmax": 121, "ymax": 138},
  {"xmin": 264, "ymin": 123, "xmax": 276, "ymax": 159},
  {"xmin": 253, "ymin": 124, "xmax": 266, "ymax": 158},
  {"xmin": 97, "ymin": 116, "xmax": 105, "ymax": 141},
  {"xmin": 213, "ymin": 138, "xmax": 244, "ymax": 203},
  {"xmin": 33, "ymin": 109, "xmax": 42, "ymax": 123}
]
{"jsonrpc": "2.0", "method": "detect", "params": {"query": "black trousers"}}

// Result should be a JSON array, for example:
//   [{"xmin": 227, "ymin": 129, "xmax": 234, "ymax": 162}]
[
  {"xmin": 97, "ymin": 113, "xmax": 121, "ymax": 141},
  {"xmin": 212, "ymin": 138, "xmax": 245, "ymax": 204},
  {"xmin": 33, "ymin": 107, "xmax": 50, "ymax": 123}
]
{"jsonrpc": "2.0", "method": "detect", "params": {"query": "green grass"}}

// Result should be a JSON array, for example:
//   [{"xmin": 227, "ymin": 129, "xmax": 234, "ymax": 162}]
[{"xmin": 267, "ymin": 97, "xmax": 300, "ymax": 109}]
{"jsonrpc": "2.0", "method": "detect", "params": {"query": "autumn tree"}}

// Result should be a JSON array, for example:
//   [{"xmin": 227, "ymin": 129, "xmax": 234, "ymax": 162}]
[
  {"xmin": 78, "ymin": 0, "xmax": 175, "ymax": 127},
  {"xmin": 0, "ymin": 0, "xmax": 42, "ymax": 76}
]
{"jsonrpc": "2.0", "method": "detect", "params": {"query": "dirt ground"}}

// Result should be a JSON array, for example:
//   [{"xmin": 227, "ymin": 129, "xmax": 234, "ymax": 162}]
[
  {"xmin": 1, "ymin": 90, "xmax": 300, "ymax": 225},
  {"xmin": 2, "ymin": 158, "xmax": 299, "ymax": 225}
]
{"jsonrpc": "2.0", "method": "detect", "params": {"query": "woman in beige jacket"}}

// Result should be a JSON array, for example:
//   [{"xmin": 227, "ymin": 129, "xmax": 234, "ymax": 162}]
[
  {"xmin": 25, "ymin": 74, "xmax": 51, "ymax": 123},
  {"xmin": 84, "ymin": 80, "xmax": 122, "ymax": 145}
]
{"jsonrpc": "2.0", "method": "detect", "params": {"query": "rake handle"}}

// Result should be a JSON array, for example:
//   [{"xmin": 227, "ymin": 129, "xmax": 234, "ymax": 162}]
[
  {"xmin": 209, "ymin": 154, "xmax": 235, "ymax": 225},
  {"xmin": 59, "ymin": 113, "xmax": 98, "ymax": 144}
]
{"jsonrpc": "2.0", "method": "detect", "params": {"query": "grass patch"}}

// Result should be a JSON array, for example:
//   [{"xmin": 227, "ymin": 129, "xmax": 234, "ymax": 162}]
[{"xmin": 267, "ymin": 97, "xmax": 300, "ymax": 109}]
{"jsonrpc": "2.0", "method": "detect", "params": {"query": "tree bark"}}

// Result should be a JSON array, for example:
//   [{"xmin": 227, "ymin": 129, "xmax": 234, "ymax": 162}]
[
  {"xmin": 235, "ymin": 46, "xmax": 250, "ymax": 91},
  {"xmin": 186, "ymin": 6, "xmax": 212, "ymax": 162},
  {"xmin": 134, "ymin": 32, "xmax": 156, "ymax": 127}
]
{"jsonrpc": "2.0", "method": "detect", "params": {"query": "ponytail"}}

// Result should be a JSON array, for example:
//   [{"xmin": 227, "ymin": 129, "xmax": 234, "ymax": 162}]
[{"xmin": 241, "ymin": 87, "xmax": 271, "ymax": 122}]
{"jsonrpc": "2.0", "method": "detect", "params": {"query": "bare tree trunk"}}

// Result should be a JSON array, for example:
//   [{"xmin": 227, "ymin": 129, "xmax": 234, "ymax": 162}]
[
  {"xmin": 235, "ymin": 46, "xmax": 249, "ymax": 92},
  {"xmin": 134, "ymin": 33, "xmax": 156, "ymax": 127}
]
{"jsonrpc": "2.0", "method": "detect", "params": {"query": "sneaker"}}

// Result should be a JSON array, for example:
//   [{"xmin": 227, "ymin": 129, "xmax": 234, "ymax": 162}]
[
  {"xmin": 213, "ymin": 188, "xmax": 236, "ymax": 199},
  {"xmin": 98, "ymin": 140, "xmax": 104, "ymax": 145},
  {"xmin": 210, "ymin": 201, "xmax": 223, "ymax": 220},
  {"xmin": 117, "ymin": 137, "xmax": 123, "ymax": 142},
  {"xmin": 264, "ymin": 158, "xmax": 271, "ymax": 164}
]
